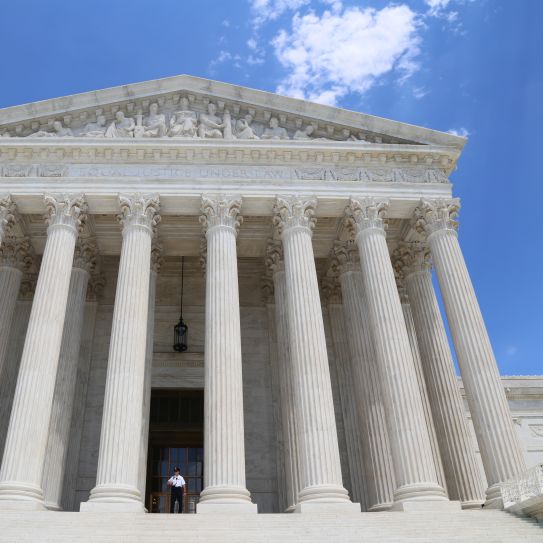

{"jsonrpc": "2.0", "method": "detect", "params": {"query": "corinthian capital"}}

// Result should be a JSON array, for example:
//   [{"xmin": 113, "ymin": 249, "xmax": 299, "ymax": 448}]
[
  {"xmin": 118, "ymin": 193, "xmax": 161, "ymax": 234},
  {"xmin": 391, "ymin": 242, "xmax": 432, "ymax": 280},
  {"xmin": 265, "ymin": 239, "xmax": 284, "ymax": 275},
  {"xmin": 414, "ymin": 198, "xmax": 460, "ymax": 238},
  {"xmin": 199, "ymin": 195, "xmax": 242, "ymax": 235},
  {"xmin": 0, "ymin": 195, "xmax": 16, "ymax": 241},
  {"xmin": 73, "ymin": 238, "xmax": 99, "ymax": 274},
  {"xmin": 273, "ymin": 195, "xmax": 317, "ymax": 236},
  {"xmin": 321, "ymin": 274, "xmax": 342, "ymax": 305},
  {"xmin": 345, "ymin": 197, "xmax": 389, "ymax": 238},
  {"xmin": 329, "ymin": 240, "xmax": 359, "ymax": 275},
  {"xmin": 0, "ymin": 236, "xmax": 35, "ymax": 271},
  {"xmin": 45, "ymin": 193, "xmax": 88, "ymax": 232},
  {"xmin": 151, "ymin": 241, "xmax": 164, "ymax": 273}
]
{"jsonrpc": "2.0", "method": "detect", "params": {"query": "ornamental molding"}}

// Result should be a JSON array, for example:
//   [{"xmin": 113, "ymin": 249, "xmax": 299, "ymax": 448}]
[
  {"xmin": 44, "ymin": 193, "xmax": 87, "ymax": 231},
  {"xmin": 117, "ymin": 193, "xmax": 161, "ymax": 233},
  {"xmin": 273, "ymin": 195, "xmax": 317, "ymax": 235},
  {"xmin": 414, "ymin": 198, "xmax": 460, "ymax": 237}
]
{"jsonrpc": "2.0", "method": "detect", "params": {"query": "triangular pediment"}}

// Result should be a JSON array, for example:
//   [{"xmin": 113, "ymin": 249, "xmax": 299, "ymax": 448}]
[{"xmin": 0, "ymin": 75, "xmax": 464, "ymax": 149}]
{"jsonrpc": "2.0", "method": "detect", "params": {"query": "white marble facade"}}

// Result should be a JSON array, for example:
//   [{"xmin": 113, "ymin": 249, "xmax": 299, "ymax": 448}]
[{"xmin": 0, "ymin": 75, "xmax": 540, "ymax": 515}]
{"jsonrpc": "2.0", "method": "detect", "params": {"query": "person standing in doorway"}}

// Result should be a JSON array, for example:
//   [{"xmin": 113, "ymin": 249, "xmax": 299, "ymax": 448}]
[{"xmin": 167, "ymin": 467, "xmax": 186, "ymax": 513}]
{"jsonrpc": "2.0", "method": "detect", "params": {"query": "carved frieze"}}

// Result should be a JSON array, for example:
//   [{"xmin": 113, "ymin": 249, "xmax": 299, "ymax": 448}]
[
  {"xmin": 0, "ymin": 162, "xmax": 450, "ymax": 185},
  {"xmin": 0, "ymin": 96, "xmax": 417, "ymax": 144}
]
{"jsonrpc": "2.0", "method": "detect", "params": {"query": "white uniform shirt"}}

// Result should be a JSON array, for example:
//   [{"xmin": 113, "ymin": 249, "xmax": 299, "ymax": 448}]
[{"xmin": 168, "ymin": 474, "xmax": 186, "ymax": 488}]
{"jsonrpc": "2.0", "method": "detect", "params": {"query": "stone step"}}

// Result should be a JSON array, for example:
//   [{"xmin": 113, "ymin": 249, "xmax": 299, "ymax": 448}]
[{"xmin": 0, "ymin": 510, "xmax": 542, "ymax": 542}]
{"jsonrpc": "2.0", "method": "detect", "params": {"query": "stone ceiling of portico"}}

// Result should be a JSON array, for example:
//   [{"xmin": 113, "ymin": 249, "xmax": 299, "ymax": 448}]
[{"xmin": 20, "ymin": 212, "xmax": 405, "ymax": 259}]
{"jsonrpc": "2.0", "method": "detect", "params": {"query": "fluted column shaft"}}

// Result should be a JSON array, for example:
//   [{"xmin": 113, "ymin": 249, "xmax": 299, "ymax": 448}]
[
  {"xmin": 0, "ymin": 266, "xmax": 23, "ymax": 378},
  {"xmin": 337, "ymin": 270, "xmax": 396, "ymax": 510},
  {"xmin": 417, "ymin": 199, "xmax": 525, "ymax": 504},
  {"xmin": 0, "ymin": 194, "xmax": 86, "ymax": 510},
  {"xmin": 83, "ymin": 194, "xmax": 159, "ymax": 512},
  {"xmin": 138, "ymin": 265, "xmax": 158, "ymax": 504},
  {"xmin": 400, "ymin": 297, "xmax": 448, "ymax": 494},
  {"xmin": 327, "ymin": 302, "xmax": 369, "ymax": 510},
  {"xmin": 42, "ymin": 266, "xmax": 90, "ymax": 510},
  {"xmin": 272, "ymin": 267, "xmax": 302, "ymax": 512},
  {"xmin": 274, "ymin": 196, "xmax": 356, "ymax": 512},
  {"xmin": 404, "ymin": 262, "xmax": 485, "ymax": 507},
  {"xmin": 347, "ymin": 198, "xmax": 447, "ymax": 506},
  {"xmin": 197, "ymin": 195, "xmax": 255, "ymax": 513}
]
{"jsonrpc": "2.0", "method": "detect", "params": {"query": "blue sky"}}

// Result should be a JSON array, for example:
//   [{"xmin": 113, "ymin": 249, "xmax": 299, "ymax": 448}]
[{"xmin": 0, "ymin": 0, "xmax": 541, "ymax": 375}]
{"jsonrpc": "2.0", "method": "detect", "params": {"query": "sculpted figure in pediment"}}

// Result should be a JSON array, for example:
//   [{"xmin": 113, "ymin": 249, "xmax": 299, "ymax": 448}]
[
  {"xmin": 105, "ymin": 111, "xmax": 135, "ymax": 138},
  {"xmin": 198, "ymin": 102, "xmax": 224, "ymax": 139},
  {"xmin": 293, "ymin": 124, "xmax": 317, "ymax": 140},
  {"xmin": 138, "ymin": 103, "xmax": 167, "ymax": 138},
  {"xmin": 235, "ymin": 114, "xmax": 259, "ymax": 140},
  {"xmin": 169, "ymin": 97, "xmax": 198, "ymax": 138},
  {"xmin": 81, "ymin": 115, "xmax": 107, "ymax": 137},
  {"xmin": 261, "ymin": 117, "xmax": 289, "ymax": 140},
  {"xmin": 27, "ymin": 120, "xmax": 73, "ymax": 138}
]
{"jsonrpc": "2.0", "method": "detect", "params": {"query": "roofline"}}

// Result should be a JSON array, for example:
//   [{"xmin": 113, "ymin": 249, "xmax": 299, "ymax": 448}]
[{"xmin": 0, "ymin": 74, "xmax": 467, "ymax": 150}]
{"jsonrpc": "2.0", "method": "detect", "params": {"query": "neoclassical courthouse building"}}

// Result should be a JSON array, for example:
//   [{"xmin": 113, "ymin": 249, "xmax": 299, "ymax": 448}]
[{"xmin": 0, "ymin": 76, "xmax": 541, "ymax": 538}]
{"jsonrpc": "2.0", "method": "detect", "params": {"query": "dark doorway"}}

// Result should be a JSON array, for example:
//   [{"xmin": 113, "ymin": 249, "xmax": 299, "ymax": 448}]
[{"xmin": 146, "ymin": 389, "xmax": 204, "ymax": 513}]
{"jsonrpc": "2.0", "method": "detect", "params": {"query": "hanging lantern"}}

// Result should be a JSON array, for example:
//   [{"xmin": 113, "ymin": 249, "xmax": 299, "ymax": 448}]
[{"xmin": 173, "ymin": 256, "xmax": 188, "ymax": 352}]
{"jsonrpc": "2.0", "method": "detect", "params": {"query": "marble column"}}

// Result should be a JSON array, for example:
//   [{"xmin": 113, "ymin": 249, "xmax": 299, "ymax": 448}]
[
  {"xmin": 0, "ymin": 194, "xmax": 87, "ymax": 510},
  {"xmin": 0, "ymin": 237, "xmax": 33, "ymax": 377},
  {"xmin": 273, "ymin": 196, "xmax": 358, "ymax": 513},
  {"xmin": 395, "ymin": 241, "xmax": 485, "ymax": 508},
  {"xmin": 82, "ymin": 194, "xmax": 160, "ymax": 512},
  {"xmin": 266, "ymin": 241, "xmax": 302, "ymax": 512},
  {"xmin": 42, "ymin": 239, "xmax": 97, "ymax": 510},
  {"xmin": 415, "ymin": 199, "xmax": 525, "ymax": 505},
  {"xmin": 0, "ymin": 195, "xmax": 15, "ymax": 246},
  {"xmin": 345, "ymin": 198, "xmax": 448, "ymax": 509},
  {"xmin": 395, "ymin": 276, "xmax": 448, "ymax": 495},
  {"xmin": 138, "ymin": 242, "xmax": 162, "ymax": 505},
  {"xmin": 197, "ymin": 195, "xmax": 256, "ymax": 513},
  {"xmin": 262, "ymin": 280, "xmax": 288, "ymax": 513},
  {"xmin": 322, "ymin": 277, "xmax": 369, "ymax": 511},
  {"xmin": 330, "ymin": 242, "xmax": 395, "ymax": 511}
]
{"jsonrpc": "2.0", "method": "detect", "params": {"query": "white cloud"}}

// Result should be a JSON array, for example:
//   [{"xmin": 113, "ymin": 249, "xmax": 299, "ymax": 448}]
[
  {"xmin": 425, "ymin": 0, "xmax": 451, "ymax": 17},
  {"xmin": 413, "ymin": 86, "xmax": 429, "ymax": 99},
  {"xmin": 446, "ymin": 127, "xmax": 470, "ymax": 137},
  {"xmin": 505, "ymin": 345, "xmax": 518, "ymax": 357},
  {"xmin": 272, "ymin": 4, "xmax": 421, "ymax": 105},
  {"xmin": 250, "ymin": 0, "xmax": 311, "ymax": 27}
]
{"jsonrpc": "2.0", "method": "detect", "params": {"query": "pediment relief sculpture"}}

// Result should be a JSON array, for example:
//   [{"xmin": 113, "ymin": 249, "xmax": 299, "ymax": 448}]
[{"xmin": 17, "ymin": 99, "xmax": 384, "ymax": 143}]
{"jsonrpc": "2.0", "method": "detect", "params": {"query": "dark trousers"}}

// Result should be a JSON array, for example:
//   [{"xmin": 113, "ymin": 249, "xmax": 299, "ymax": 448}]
[{"xmin": 170, "ymin": 487, "xmax": 183, "ymax": 513}]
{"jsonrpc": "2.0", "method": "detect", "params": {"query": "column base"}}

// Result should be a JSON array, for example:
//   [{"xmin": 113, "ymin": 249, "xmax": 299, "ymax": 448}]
[
  {"xmin": 44, "ymin": 501, "xmax": 62, "ymax": 511},
  {"xmin": 294, "ymin": 501, "xmax": 361, "ymax": 514},
  {"xmin": 0, "ymin": 481, "xmax": 46, "ymax": 510},
  {"xmin": 393, "ymin": 482, "xmax": 448, "ymax": 504},
  {"xmin": 391, "ymin": 500, "xmax": 461, "ymax": 512},
  {"xmin": 368, "ymin": 502, "xmax": 393, "ymax": 512},
  {"xmin": 80, "ymin": 483, "xmax": 145, "ymax": 513},
  {"xmin": 484, "ymin": 483, "xmax": 504, "ymax": 509},
  {"xmin": 461, "ymin": 500, "xmax": 484, "ymax": 510}
]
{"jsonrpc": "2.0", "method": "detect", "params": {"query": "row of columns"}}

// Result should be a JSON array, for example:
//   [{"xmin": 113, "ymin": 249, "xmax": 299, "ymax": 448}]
[{"xmin": 0, "ymin": 192, "xmax": 526, "ymax": 513}]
